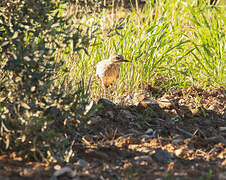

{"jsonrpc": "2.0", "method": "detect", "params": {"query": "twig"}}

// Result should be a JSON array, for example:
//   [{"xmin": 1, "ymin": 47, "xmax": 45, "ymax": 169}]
[
  {"xmin": 135, "ymin": 0, "xmax": 139, "ymax": 12},
  {"xmin": 176, "ymin": 126, "xmax": 193, "ymax": 137}
]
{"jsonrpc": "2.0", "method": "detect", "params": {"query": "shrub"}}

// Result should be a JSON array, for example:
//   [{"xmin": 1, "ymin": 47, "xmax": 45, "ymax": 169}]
[{"xmin": 0, "ymin": 0, "xmax": 91, "ymax": 162}]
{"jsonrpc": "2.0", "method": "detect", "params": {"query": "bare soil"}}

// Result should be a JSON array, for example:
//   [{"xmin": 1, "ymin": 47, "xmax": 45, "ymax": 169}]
[{"xmin": 0, "ymin": 87, "xmax": 225, "ymax": 180}]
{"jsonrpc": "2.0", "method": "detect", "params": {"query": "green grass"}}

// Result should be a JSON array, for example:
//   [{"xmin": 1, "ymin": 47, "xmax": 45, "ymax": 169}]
[{"xmin": 56, "ymin": 0, "xmax": 225, "ymax": 102}]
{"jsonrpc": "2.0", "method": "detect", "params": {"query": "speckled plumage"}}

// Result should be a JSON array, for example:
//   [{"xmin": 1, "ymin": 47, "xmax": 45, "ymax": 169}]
[{"xmin": 96, "ymin": 54, "xmax": 129, "ymax": 88}]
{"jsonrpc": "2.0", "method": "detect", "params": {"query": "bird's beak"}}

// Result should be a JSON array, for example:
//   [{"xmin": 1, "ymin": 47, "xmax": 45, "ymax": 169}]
[{"xmin": 120, "ymin": 59, "xmax": 129, "ymax": 62}]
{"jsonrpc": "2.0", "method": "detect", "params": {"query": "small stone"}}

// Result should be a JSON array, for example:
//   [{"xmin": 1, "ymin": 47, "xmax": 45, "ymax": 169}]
[
  {"xmin": 145, "ymin": 128, "xmax": 154, "ymax": 134},
  {"xmin": 141, "ymin": 134, "xmax": 153, "ymax": 141},
  {"xmin": 74, "ymin": 159, "xmax": 89, "ymax": 169},
  {"xmin": 134, "ymin": 155, "xmax": 153, "ymax": 162},
  {"xmin": 139, "ymin": 98, "xmax": 158, "ymax": 108},
  {"xmin": 219, "ymin": 127, "xmax": 226, "ymax": 132},
  {"xmin": 128, "ymin": 128, "xmax": 142, "ymax": 135},
  {"xmin": 175, "ymin": 148, "xmax": 184, "ymax": 156},
  {"xmin": 152, "ymin": 149, "xmax": 174, "ymax": 165},
  {"xmin": 134, "ymin": 155, "xmax": 153, "ymax": 166},
  {"xmin": 54, "ymin": 164, "xmax": 61, "ymax": 170},
  {"xmin": 172, "ymin": 138, "xmax": 184, "ymax": 144},
  {"xmin": 158, "ymin": 98, "xmax": 172, "ymax": 108},
  {"xmin": 52, "ymin": 167, "xmax": 74, "ymax": 178}
]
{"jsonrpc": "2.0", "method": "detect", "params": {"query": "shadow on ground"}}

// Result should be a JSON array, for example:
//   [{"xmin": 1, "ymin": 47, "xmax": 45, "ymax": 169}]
[{"xmin": 0, "ymin": 87, "xmax": 225, "ymax": 180}]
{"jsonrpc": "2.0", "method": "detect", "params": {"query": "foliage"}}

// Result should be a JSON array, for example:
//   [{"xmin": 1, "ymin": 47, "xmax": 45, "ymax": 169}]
[
  {"xmin": 188, "ymin": 6, "xmax": 225, "ymax": 86},
  {"xmin": 0, "ymin": 0, "xmax": 93, "ymax": 162},
  {"xmin": 60, "ymin": 0, "xmax": 225, "ymax": 102},
  {"xmin": 0, "ymin": 0, "xmax": 225, "ymax": 163}
]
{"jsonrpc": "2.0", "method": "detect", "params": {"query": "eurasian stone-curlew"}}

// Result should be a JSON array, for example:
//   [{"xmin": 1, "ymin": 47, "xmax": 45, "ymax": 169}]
[{"xmin": 96, "ymin": 54, "xmax": 129, "ymax": 88}]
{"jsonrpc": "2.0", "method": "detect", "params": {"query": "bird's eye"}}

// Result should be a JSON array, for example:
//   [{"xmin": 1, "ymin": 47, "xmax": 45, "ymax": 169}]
[{"xmin": 116, "ymin": 55, "xmax": 122, "ymax": 60}]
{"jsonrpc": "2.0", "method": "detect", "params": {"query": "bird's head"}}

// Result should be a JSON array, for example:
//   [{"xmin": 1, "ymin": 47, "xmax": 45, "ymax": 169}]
[{"xmin": 110, "ymin": 54, "xmax": 129, "ymax": 64}]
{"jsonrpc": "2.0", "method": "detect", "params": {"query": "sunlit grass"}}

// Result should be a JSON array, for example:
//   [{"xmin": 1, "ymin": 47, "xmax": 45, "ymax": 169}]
[{"xmin": 56, "ymin": 0, "xmax": 225, "ymax": 102}]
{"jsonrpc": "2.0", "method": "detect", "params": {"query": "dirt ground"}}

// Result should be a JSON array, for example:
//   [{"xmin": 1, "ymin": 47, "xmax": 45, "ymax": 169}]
[{"xmin": 0, "ymin": 87, "xmax": 225, "ymax": 180}]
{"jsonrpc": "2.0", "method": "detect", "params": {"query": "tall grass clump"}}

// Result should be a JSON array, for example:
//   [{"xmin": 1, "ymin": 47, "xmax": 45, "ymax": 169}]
[
  {"xmin": 57, "ymin": 0, "xmax": 225, "ymax": 102},
  {"xmin": 187, "ymin": 6, "xmax": 225, "ymax": 87}
]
